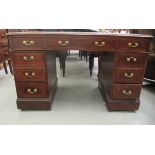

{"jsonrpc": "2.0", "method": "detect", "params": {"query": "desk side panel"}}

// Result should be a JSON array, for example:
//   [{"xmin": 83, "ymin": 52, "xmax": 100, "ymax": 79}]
[
  {"xmin": 46, "ymin": 51, "xmax": 58, "ymax": 94},
  {"xmin": 98, "ymin": 52, "xmax": 115, "ymax": 96}
]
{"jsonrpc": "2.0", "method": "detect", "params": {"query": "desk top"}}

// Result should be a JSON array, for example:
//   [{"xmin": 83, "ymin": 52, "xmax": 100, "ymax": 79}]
[{"xmin": 7, "ymin": 32, "xmax": 153, "ymax": 38}]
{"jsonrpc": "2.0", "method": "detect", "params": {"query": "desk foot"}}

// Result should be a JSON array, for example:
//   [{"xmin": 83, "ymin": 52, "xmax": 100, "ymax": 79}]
[
  {"xmin": 98, "ymin": 79, "xmax": 140, "ymax": 111},
  {"xmin": 16, "ymin": 80, "xmax": 58, "ymax": 110}
]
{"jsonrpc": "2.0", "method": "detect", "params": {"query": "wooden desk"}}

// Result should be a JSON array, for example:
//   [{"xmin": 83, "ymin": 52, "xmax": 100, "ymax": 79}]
[{"xmin": 7, "ymin": 32, "xmax": 152, "ymax": 111}]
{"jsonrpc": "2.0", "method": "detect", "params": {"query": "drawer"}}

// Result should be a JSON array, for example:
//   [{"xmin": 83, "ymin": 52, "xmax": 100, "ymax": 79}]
[
  {"xmin": 16, "ymin": 83, "xmax": 48, "ymax": 98},
  {"xmin": 112, "ymin": 84, "xmax": 141, "ymax": 100},
  {"xmin": 12, "ymin": 53, "xmax": 45, "ymax": 67},
  {"xmin": 114, "ymin": 68, "xmax": 144, "ymax": 84},
  {"xmin": 79, "ymin": 37, "xmax": 115, "ymax": 51},
  {"xmin": 45, "ymin": 36, "xmax": 115, "ymax": 51},
  {"xmin": 45, "ymin": 36, "xmax": 80, "ymax": 50},
  {"xmin": 14, "ymin": 67, "xmax": 47, "ymax": 82},
  {"xmin": 115, "ymin": 53, "xmax": 149, "ymax": 68},
  {"xmin": 9, "ymin": 37, "xmax": 43, "ymax": 50},
  {"xmin": 117, "ymin": 38, "xmax": 150, "ymax": 52}
]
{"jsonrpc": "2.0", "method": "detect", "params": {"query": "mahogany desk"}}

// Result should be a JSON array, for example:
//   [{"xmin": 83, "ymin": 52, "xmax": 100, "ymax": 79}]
[{"xmin": 7, "ymin": 32, "xmax": 152, "ymax": 111}]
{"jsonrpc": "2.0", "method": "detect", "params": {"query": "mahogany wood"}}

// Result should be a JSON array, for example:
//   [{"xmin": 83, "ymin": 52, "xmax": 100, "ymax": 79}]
[
  {"xmin": 14, "ymin": 67, "xmax": 47, "ymax": 82},
  {"xmin": 16, "ymin": 82, "xmax": 48, "ymax": 98},
  {"xmin": 115, "ymin": 52, "xmax": 149, "ymax": 68},
  {"xmin": 117, "ymin": 38, "xmax": 150, "ymax": 52},
  {"xmin": 112, "ymin": 84, "xmax": 142, "ymax": 100},
  {"xmin": 12, "ymin": 53, "xmax": 45, "ymax": 67},
  {"xmin": 114, "ymin": 68, "xmax": 144, "ymax": 84},
  {"xmin": 7, "ymin": 32, "xmax": 152, "ymax": 111}
]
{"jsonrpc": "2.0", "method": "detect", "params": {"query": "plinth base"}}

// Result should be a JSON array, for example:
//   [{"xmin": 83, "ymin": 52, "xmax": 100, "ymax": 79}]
[
  {"xmin": 98, "ymin": 79, "xmax": 140, "ymax": 111},
  {"xmin": 17, "ymin": 80, "xmax": 57, "ymax": 110}
]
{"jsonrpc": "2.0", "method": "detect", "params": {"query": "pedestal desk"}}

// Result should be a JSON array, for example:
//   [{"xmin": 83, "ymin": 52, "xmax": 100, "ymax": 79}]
[{"xmin": 7, "ymin": 32, "xmax": 152, "ymax": 111}]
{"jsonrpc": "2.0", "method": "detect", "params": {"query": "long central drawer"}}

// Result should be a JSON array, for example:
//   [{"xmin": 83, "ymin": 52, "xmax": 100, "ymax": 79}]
[{"xmin": 9, "ymin": 36, "xmax": 116, "ymax": 51}]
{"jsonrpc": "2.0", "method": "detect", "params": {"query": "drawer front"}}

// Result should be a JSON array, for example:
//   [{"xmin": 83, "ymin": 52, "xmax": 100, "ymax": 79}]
[
  {"xmin": 115, "ymin": 53, "xmax": 149, "ymax": 68},
  {"xmin": 16, "ymin": 83, "xmax": 48, "ymax": 98},
  {"xmin": 80, "ymin": 37, "xmax": 115, "ymax": 50},
  {"xmin": 12, "ymin": 53, "xmax": 45, "ymax": 67},
  {"xmin": 45, "ymin": 37, "xmax": 115, "ymax": 50},
  {"xmin": 114, "ymin": 68, "xmax": 144, "ymax": 84},
  {"xmin": 45, "ymin": 36, "xmax": 79, "ymax": 49},
  {"xmin": 117, "ymin": 38, "xmax": 150, "ymax": 52},
  {"xmin": 112, "ymin": 84, "xmax": 141, "ymax": 100},
  {"xmin": 10, "ymin": 37, "xmax": 43, "ymax": 50},
  {"xmin": 14, "ymin": 67, "xmax": 47, "ymax": 82}
]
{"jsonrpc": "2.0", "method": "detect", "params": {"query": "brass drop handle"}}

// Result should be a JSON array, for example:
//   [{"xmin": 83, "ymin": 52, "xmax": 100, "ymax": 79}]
[
  {"xmin": 27, "ymin": 88, "xmax": 38, "ymax": 94},
  {"xmin": 1, "ymin": 40, "xmax": 7, "ymax": 47},
  {"xmin": 128, "ymin": 42, "xmax": 139, "ymax": 48},
  {"xmin": 22, "ymin": 55, "xmax": 35, "ymax": 61},
  {"xmin": 126, "ymin": 57, "xmax": 137, "ymax": 62},
  {"xmin": 124, "ymin": 72, "xmax": 134, "ymax": 78},
  {"xmin": 22, "ymin": 40, "xmax": 35, "ymax": 46},
  {"xmin": 122, "ymin": 90, "xmax": 132, "ymax": 95},
  {"xmin": 95, "ymin": 41, "xmax": 105, "ymax": 47},
  {"xmin": 24, "ymin": 72, "xmax": 36, "ymax": 77},
  {"xmin": 58, "ymin": 40, "xmax": 69, "ymax": 46},
  {"xmin": 2, "ymin": 43, "xmax": 7, "ymax": 47},
  {"xmin": 1, "ymin": 34, "xmax": 6, "ymax": 37}
]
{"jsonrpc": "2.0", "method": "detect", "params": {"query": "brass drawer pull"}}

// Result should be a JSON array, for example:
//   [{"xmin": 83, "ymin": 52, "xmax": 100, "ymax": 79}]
[
  {"xmin": 124, "ymin": 72, "xmax": 134, "ymax": 78},
  {"xmin": 2, "ymin": 43, "xmax": 7, "ymax": 47},
  {"xmin": 126, "ymin": 57, "xmax": 137, "ymax": 62},
  {"xmin": 1, "ymin": 40, "xmax": 7, "ymax": 47},
  {"xmin": 122, "ymin": 90, "xmax": 132, "ymax": 95},
  {"xmin": 1, "ymin": 34, "xmax": 6, "ymax": 37},
  {"xmin": 22, "ymin": 56, "xmax": 35, "ymax": 61},
  {"xmin": 58, "ymin": 40, "xmax": 69, "ymax": 46},
  {"xmin": 95, "ymin": 41, "xmax": 105, "ymax": 47},
  {"xmin": 22, "ymin": 40, "xmax": 35, "ymax": 46},
  {"xmin": 24, "ymin": 72, "xmax": 36, "ymax": 77},
  {"xmin": 27, "ymin": 88, "xmax": 38, "ymax": 94},
  {"xmin": 128, "ymin": 42, "xmax": 139, "ymax": 48}
]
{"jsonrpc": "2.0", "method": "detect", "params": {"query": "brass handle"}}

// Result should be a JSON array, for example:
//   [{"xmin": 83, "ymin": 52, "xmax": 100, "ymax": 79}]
[
  {"xmin": 27, "ymin": 88, "xmax": 38, "ymax": 94},
  {"xmin": 124, "ymin": 72, "xmax": 134, "ymax": 78},
  {"xmin": 22, "ymin": 40, "xmax": 35, "ymax": 46},
  {"xmin": 128, "ymin": 42, "xmax": 139, "ymax": 48},
  {"xmin": 24, "ymin": 72, "xmax": 36, "ymax": 77},
  {"xmin": 95, "ymin": 41, "xmax": 105, "ymax": 47},
  {"xmin": 2, "ymin": 43, "xmax": 7, "ymax": 47},
  {"xmin": 122, "ymin": 90, "xmax": 132, "ymax": 95},
  {"xmin": 126, "ymin": 57, "xmax": 137, "ymax": 62},
  {"xmin": 1, "ymin": 34, "xmax": 6, "ymax": 37},
  {"xmin": 58, "ymin": 40, "xmax": 69, "ymax": 46},
  {"xmin": 22, "ymin": 56, "xmax": 35, "ymax": 61},
  {"xmin": 1, "ymin": 40, "xmax": 7, "ymax": 47}
]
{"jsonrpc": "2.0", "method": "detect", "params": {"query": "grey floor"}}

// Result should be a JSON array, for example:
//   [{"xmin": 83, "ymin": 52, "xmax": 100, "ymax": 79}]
[{"xmin": 0, "ymin": 51, "xmax": 155, "ymax": 125}]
